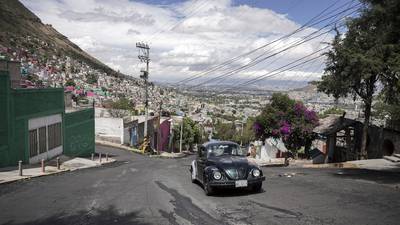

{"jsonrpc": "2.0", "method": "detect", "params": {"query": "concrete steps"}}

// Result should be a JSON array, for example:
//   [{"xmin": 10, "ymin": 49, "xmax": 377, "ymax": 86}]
[
  {"xmin": 383, "ymin": 155, "xmax": 400, "ymax": 163},
  {"xmin": 393, "ymin": 154, "xmax": 400, "ymax": 159}
]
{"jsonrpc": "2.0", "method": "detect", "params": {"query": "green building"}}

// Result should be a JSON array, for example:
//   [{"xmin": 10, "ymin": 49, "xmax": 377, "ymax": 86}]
[{"xmin": 0, "ymin": 61, "xmax": 95, "ymax": 167}]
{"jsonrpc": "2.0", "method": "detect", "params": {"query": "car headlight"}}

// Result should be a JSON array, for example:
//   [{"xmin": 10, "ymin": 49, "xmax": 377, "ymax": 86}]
[
  {"xmin": 213, "ymin": 171, "xmax": 222, "ymax": 180},
  {"xmin": 252, "ymin": 169, "xmax": 261, "ymax": 177}
]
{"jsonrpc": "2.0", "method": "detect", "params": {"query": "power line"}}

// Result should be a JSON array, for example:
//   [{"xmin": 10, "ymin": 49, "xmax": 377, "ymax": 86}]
[
  {"xmin": 220, "ymin": 0, "xmax": 356, "ymax": 90},
  {"xmin": 185, "ymin": 3, "xmax": 360, "ymax": 88},
  {"xmin": 224, "ymin": 49, "xmax": 329, "ymax": 92},
  {"xmin": 235, "ymin": 1, "xmax": 359, "ymax": 90},
  {"xmin": 191, "ymin": 16, "xmax": 351, "ymax": 88},
  {"xmin": 176, "ymin": 0, "xmax": 358, "ymax": 85},
  {"xmin": 282, "ymin": 1, "xmax": 357, "ymax": 89}
]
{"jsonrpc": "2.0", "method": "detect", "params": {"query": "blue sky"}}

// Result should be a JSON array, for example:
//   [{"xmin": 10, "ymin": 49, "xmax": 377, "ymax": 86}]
[{"xmin": 133, "ymin": 0, "xmax": 354, "ymax": 25}]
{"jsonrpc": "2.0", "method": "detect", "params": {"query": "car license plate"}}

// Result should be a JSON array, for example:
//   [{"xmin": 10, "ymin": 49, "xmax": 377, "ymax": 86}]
[{"xmin": 235, "ymin": 180, "xmax": 248, "ymax": 188}]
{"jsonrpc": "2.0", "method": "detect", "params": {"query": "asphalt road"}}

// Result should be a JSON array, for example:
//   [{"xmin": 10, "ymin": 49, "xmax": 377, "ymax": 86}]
[{"xmin": 1, "ymin": 145, "xmax": 400, "ymax": 225}]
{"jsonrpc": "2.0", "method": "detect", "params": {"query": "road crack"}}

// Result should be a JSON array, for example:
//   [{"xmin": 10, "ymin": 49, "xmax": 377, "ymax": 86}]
[
  {"xmin": 248, "ymin": 200, "xmax": 302, "ymax": 218},
  {"xmin": 155, "ymin": 181, "xmax": 225, "ymax": 225}
]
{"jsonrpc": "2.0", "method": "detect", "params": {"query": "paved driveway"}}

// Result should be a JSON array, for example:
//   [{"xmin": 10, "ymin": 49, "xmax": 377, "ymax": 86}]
[{"xmin": 0, "ymin": 145, "xmax": 399, "ymax": 225}]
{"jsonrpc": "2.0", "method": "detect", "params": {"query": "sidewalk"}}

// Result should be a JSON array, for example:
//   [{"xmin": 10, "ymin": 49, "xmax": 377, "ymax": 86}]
[
  {"xmin": 0, "ymin": 155, "xmax": 116, "ymax": 185},
  {"xmin": 150, "ymin": 151, "xmax": 193, "ymax": 159},
  {"xmin": 96, "ymin": 140, "xmax": 141, "ymax": 153},
  {"xmin": 96, "ymin": 140, "xmax": 190, "ymax": 159},
  {"xmin": 248, "ymin": 157, "xmax": 287, "ymax": 167},
  {"xmin": 347, "ymin": 159, "xmax": 400, "ymax": 171},
  {"xmin": 301, "ymin": 158, "xmax": 400, "ymax": 171}
]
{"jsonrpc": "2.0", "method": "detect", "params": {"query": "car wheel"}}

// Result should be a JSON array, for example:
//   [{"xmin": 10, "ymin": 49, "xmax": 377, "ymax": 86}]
[
  {"xmin": 252, "ymin": 183, "xmax": 262, "ymax": 193},
  {"xmin": 190, "ymin": 166, "xmax": 196, "ymax": 183},
  {"xmin": 203, "ymin": 179, "xmax": 214, "ymax": 196}
]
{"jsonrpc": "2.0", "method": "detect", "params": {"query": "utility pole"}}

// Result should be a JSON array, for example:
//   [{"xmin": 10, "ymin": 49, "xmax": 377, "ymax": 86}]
[
  {"xmin": 157, "ymin": 99, "xmax": 163, "ymax": 153},
  {"xmin": 136, "ymin": 42, "xmax": 150, "ymax": 138},
  {"xmin": 240, "ymin": 121, "xmax": 244, "ymax": 146},
  {"xmin": 179, "ymin": 118, "xmax": 183, "ymax": 153}
]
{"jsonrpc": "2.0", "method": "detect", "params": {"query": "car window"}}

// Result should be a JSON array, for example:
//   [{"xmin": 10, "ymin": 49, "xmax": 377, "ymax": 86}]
[{"xmin": 207, "ymin": 144, "xmax": 245, "ymax": 157}]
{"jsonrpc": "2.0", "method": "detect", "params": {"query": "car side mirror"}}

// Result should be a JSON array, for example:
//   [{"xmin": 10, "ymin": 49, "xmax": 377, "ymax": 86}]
[
  {"xmin": 201, "ymin": 148, "xmax": 207, "ymax": 158},
  {"xmin": 198, "ymin": 148, "xmax": 205, "ymax": 158}
]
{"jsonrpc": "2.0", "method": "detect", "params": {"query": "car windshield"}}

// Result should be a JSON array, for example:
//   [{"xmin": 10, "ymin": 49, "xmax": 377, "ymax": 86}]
[{"xmin": 207, "ymin": 144, "xmax": 246, "ymax": 157}]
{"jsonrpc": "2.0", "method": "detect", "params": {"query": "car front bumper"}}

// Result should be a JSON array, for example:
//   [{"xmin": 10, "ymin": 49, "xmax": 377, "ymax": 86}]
[{"xmin": 208, "ymin": 176, "xmax": 265, "ymax": 188}]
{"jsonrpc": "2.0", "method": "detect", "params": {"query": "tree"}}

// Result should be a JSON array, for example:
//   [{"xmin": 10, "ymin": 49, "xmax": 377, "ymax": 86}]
[
  {"xmin": 319, "ymin": 107, "xmax": 346, "ymax": 119},
  {"xmin": 213, "ymin": 121, "xmax": 236, "ymax": 141},
  {"xmin": 254, "ymin": 93, "xmax": 319, "ymax": 156},
  {"xmin": 108, "ymin": 97, "xmax": 135, "ymax": 118},
  {"xmin": 173, "ymin": 117, "xmax": 202, "ymax": 151},
  {"xmin": 317, "ymin": 0, "xmax": 400, "ymax": 159},
  {"xmin": 212, "ymin": 118, "xmax": 255, "ymax": 145},
  {"xmin": 373, "ymin": 99, "xmax": 400, "ymax": 121},
  {"xmin": 241, "ymin": 117, "xmax": 256, "ymax": 145}
]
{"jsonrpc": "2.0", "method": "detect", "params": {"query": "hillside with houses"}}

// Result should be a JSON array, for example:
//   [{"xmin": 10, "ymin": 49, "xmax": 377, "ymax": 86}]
[{"xmin": 0, "ymin": 0, "xmax": 156, "ymax": 109}]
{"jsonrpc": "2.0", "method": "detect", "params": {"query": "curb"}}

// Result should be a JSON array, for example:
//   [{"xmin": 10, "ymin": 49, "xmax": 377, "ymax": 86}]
[
  {"xmin": 150, "ymin": 153, "xmax": 188, "ymax": 159},
  {"xmin": 259, "ymin": 163, "xmax": 287, "ymax": 167},
  {"xmin": 96, "ymin": 140, "xmax": 143, "ymax": 154},
  {"xmin": 0, "ymin": 159, "xmax": 116, "ymax": 185},
  {"xmin": 0, "ymin": 168, "xmax": 70, "ymax": 185},
  {"xmin": 302, "ymin": 162, "xmax": 359, "ymax": 169},
  {"xmin": 96, "ymin": 140, "xmax": 192, "ymax": 159}
]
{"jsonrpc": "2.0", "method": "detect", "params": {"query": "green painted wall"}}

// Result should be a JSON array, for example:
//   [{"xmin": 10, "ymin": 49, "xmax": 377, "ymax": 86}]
[
  {"xmin": 0, "ymin": 69, "xmax": 95, "ymax": 167},
  {"xmin": 0, "ymin": 71, "xmax": 65, "ymax": 167},
  {"xmin": 12, "ymin": 88, "xmax": 64, "ymax": 120},
  {"xmin": 64, "ymin": 108, "xmax": 95, "ymax": 157},
  {"xmin": 0, "ymin": 72, "xmax": 10, "ymax": 166}
]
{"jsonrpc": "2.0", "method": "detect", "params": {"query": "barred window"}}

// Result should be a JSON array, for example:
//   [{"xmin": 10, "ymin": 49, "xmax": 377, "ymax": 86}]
[
  {"xmin": 38, "ymin": 126, "xmax": 47, "ymax": 154},
  {"xmin": 29, "ymin": 129, "xmax": 38, "ymax": 157},
  {"xmin": 48, "ymin": 123, "xmax": 62, "ymax": 150}
]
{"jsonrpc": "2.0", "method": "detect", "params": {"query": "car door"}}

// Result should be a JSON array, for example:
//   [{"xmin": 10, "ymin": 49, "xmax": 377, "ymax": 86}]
[{"xmin": 197, "ymin": 146, "xmax": 207, "ymax": 183}]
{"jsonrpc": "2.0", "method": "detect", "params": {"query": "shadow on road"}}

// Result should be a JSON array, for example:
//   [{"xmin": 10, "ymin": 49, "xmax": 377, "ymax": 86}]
[
  {"xmin": 333, "ymin": 168, "xmax": 400, "ymax": 185},
  {"xmin": 192, "ymin": 180, "xmax": 265, "ymax": 197},
  {"xmin": 211, "ymin": 187, "xmax": 266, "ymax": 197},
  {"xmin": 2, "ymin": 205, "xmax": 150, "ymax": 225}
]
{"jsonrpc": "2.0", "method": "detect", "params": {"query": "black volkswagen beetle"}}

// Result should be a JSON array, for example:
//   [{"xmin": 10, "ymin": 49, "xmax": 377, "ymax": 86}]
[{"xmin": 190, "ymin": 141, "xmax": 265, "ymax": 195}]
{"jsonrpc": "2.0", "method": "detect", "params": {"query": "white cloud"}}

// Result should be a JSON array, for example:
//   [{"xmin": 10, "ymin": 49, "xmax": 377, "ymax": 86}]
[
  {"xmin": 105, "ymin": 61, "xmax": 122, "ymax": 71},
  {"xmin": 70, "ymin": 36, "xmax": 103, "ymax": 51},
  {"xmin": 21, "ymin": 0, "xmax": 333, "ymax": 84}
]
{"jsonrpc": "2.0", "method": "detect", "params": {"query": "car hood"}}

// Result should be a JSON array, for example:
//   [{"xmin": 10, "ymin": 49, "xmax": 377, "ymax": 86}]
[
  {"xmin": 208, "ymin": 155, "xmax": 255, "ymax": 180},
  {"xmin": 208, "ymin": 155, "xmax": 251, "ymax": 169}
]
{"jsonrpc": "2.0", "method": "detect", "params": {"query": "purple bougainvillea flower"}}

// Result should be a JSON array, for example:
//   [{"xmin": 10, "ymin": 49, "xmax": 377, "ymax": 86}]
[
  {"xmin": 280, "ymin": 120, "xmax": 291, "ymax": 135},
  {"xmin": 294, "ymin": 102, "xmax": 306, "ymax": 114},
  {"xmin": 253, "ymin": 122, "xmax": 263, "ymax": 135},
  {"xmin": 304, "ymin": 109, "xmax": 318, "ymax": 122},
  {"xmin": 272, "ymin": 129, "xmax": 279, "ymax": 136},
  {"xmin": 280, "ymin": 126, "xmax": 291, "ymax": 135}
]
